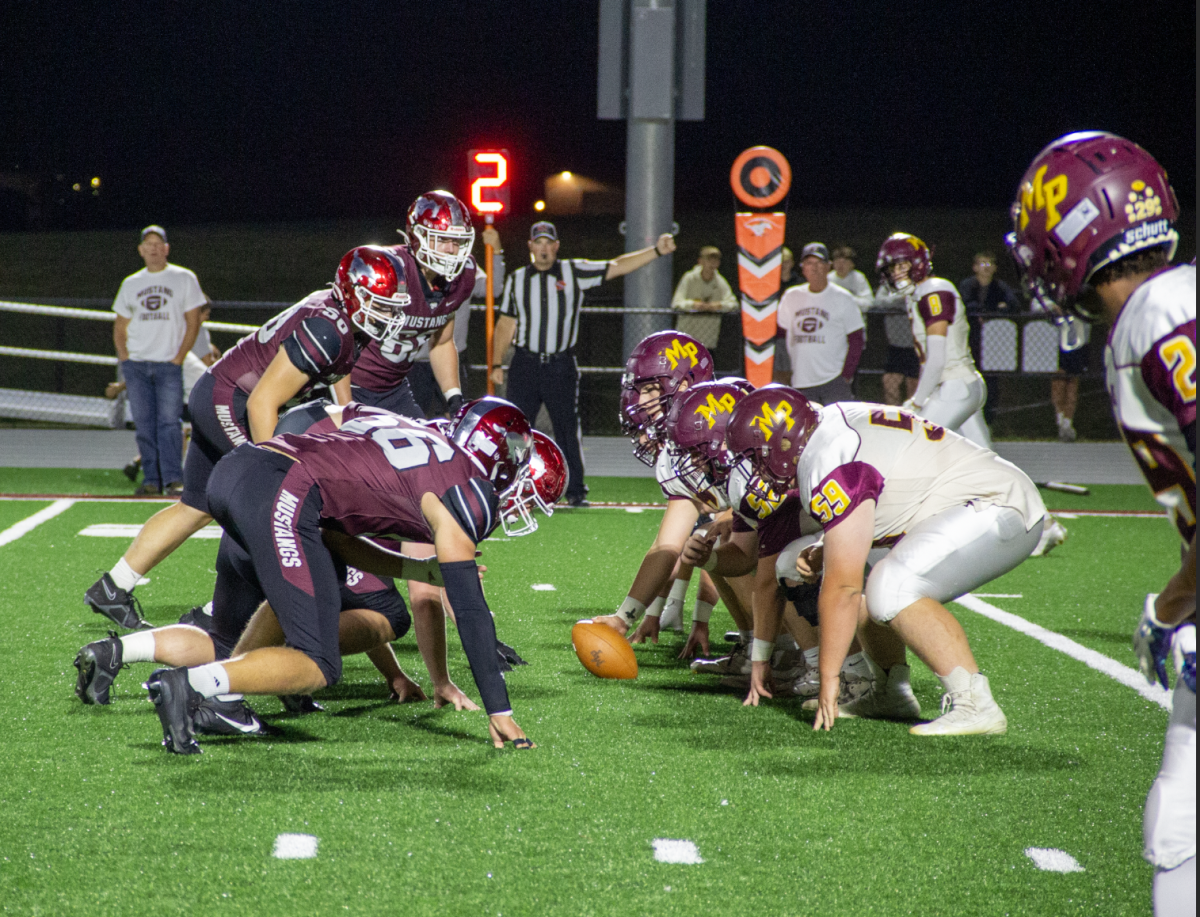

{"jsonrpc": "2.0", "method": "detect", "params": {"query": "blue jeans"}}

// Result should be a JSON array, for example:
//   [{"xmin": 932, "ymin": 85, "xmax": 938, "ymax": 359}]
[{"xmin": 122, "ymin": 360, "xmax": 184, "ymax": 487}]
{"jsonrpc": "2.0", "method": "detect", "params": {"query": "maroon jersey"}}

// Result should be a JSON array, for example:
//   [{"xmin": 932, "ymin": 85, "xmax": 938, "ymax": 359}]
[
  {"xmin": 207, "ymin": 291, "xmax": 361, "ymax": 440},
  {"xmin": 267, "ymin": 413, "xmax": 497, "ymax": 544},
  {"xmin": 351, "ymin": 248, "xmax": 477, "ymax": 392}
]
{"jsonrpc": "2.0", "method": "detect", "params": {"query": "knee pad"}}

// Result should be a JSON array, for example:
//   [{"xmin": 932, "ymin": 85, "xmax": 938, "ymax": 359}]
[
  {"xmin": 782, "ymin": 581, "xmax": 819, "ymax": 626},
  {"xmin": 865, "ymin": 554, "xmax": 928, "ymax": 624}
]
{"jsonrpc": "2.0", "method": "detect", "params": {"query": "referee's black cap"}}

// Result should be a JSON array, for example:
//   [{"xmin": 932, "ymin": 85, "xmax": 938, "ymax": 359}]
[{"xmin": 530, "ymin": 221, "xmax": 558, "ymax": 242}]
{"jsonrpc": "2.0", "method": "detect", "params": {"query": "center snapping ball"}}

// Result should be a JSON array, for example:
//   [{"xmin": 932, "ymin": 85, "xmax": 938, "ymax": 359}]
[{"xmin": 571, "ymin": 621, "xmax": 638, "ymax": 680}]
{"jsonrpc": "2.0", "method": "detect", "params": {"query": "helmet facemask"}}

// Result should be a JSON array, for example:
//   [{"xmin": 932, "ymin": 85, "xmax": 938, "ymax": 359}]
[
  {"xmin": 347, "ymin": 286, "xmax": 410, "ymax": 342},
  {"xmin": 412, "ymin": 223, "xmax": 475, "ymax": 281}
]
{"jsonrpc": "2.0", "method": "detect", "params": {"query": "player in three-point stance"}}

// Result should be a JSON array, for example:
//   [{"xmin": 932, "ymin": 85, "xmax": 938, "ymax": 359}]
[
  {"xmin": 143, "ymin": 399, "xmax": 539, "ymax": 754},
  {"xmin": 1009, "ymin": 131, "xmax": 1195, "ymax": 916},
  {"xmin": 727, "ymin": 387, "xmax": 1047, "ymax": 736}
]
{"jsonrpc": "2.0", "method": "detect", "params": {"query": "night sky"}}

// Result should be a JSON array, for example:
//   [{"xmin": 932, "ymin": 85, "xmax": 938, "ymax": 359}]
[{"xmin": 2, "ymin": 0, "xmax": 1194, "ymax": 225}]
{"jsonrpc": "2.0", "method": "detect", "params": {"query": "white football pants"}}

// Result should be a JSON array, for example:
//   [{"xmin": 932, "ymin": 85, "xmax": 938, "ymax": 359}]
[
  {"xmin": 1144, "ymin": 653, "xmax": 1196, "ymax": 880},
  {"xmin": 919, "ymin": 374, "xmax": 992, "ymax": 449}
]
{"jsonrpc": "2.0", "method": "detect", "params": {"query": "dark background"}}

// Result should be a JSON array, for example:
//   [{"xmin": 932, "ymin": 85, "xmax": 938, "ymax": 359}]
[{"xmin": 0, "ymin": 0, "xmax": 1194, "ymax": 227}]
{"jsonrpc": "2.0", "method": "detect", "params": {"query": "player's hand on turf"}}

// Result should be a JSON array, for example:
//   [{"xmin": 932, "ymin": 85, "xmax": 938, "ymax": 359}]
[
  {"xmin": 681, "ymin": 531, "xmax": 715, "ymax": 569},
  {"xmin": 796, "ymin": 542, "xmax": 824, "ymax": 583},
  {"xmin": 1133, "ymin": 593, "xmax": 1173, "ymax": 689},
  {"xmin": 488, "ymin": 714, "xmax": 535, "ymax": 750},
  {"xmin": 389, "ymin": 673, "xmax": 428, "ymax": 704},
  {"xmin": 813, "ymin": 675, "xmax": 840, "ymax": 732},
  {"xmin": 744, "ymin": 660, "xmax": 774, "ymax": 707},
  {"xmin": 630, "ymin": 614, "xmax": 661, "ymax": 645},
  {"xmin": 433, "ymin": 681, "xmax": 480, "ymax": 712},
  {"xmin": 679, "ymin": 621, "xmax": 711, "ymax": 659},
  {"xmin": 591, "ymin": 614, "xmax": 629, "ymax": 636}
]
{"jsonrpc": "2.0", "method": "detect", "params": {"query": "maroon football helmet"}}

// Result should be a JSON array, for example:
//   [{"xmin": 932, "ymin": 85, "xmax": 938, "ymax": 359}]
[
  {"xmin": 334, "ymin": 245, "xmax": 411, "ymax": 342},
  {"xmin": 503, "ymin": 431, "xmax": 568, "ymax": 536},
  {"xmin": 406, "ymin": 191, "xmax": 475, "ymax": 280},
  {"xmin": 1006, "ymin": 131, "xmax": 1179, "ymax": 321},
  {"xmin": 665, "ymin": 381, "xmax": 749, "ymax": 495},
  {"xmin": 725, "ymin": 386, "xmax": 821, "ymax": 490},
  {"xmin": 450, "ymin": 397, "xmax": 536, "ymax": 536},
  {"xmin": 619, "ymin": 331, "xmax": 714, "ymax": 466},
  {"xmin": 876, "ymin": 233, "xmax": 932, "ymax": 294}
]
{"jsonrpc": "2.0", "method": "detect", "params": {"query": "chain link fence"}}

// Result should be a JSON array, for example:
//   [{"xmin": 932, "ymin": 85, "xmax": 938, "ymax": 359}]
[{"xmin": 1, "ymin": 295, "xmax": 1112, "ymax": 440}]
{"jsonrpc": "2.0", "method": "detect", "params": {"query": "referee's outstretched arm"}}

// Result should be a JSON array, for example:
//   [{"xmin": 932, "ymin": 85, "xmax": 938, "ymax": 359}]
[{"xmin": 604, "ymin": 234, "xmax": 677, "ymax": 280}]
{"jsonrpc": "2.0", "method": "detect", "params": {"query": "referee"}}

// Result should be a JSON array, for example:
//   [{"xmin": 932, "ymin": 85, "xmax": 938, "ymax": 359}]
[{"xmin": 490, "ymin": 220, "xmax": 676, "ymax": 506}]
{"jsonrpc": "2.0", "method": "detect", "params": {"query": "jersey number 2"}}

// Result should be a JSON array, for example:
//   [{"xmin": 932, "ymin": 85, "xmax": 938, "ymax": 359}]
[{"xmin": 1158, "ymin": 335, "xmax": 1197, "ymax": 403}]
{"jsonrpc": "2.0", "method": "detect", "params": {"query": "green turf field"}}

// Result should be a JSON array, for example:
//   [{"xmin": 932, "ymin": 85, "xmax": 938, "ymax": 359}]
[{"xmin": 0, "ymin": 474, "xmax": 1179, "ymax": 916}]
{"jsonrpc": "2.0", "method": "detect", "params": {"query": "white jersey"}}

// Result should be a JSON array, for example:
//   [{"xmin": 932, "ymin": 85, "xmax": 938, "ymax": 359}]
[
  {"xmin": 1104, "ymin": 263, "xmax": 1196, "ymax": 542},
  {"xmin": 112, "ymin": 263, "xmax": 207, "ymax": 362},
  {"xmin": 906, "ymin": 277, "xmax": 978, "ymax": 382},
  {"xmin": 655, "ymin": 442, "xmax": 728, "ymax": 511},
  {"xmin": 795, "ymin": 402, "xmax": 1044, "ymax": 544}
]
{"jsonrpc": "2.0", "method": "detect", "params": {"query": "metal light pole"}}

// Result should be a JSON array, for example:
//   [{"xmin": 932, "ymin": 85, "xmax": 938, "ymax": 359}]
[{"xmin": 598, "ymin": 0, "xmax": 706, "ymax": 360}]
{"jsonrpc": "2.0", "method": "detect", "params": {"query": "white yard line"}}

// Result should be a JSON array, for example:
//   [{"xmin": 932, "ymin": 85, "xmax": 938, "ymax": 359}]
[
  {"xmin": 272, "ymin": 834, "xmax": 318, "ymax": 859},
  {"xmin": 0, "ymin": 499, "xmax": 75, "ymax": 547},
  {"xmin": 955, "ymin": 594, "xmax": 1171, "ymax": 710},
  {"xmin": 1024, "ymin": 847, "xmax": 1085, "ymax": 872},
  {"xmin": 652, "ymin": 839, "xmax": 703, "ymax": 864},
  {"xmin": 78, "ymin": 523, "xmax": 223, "ymax": 539}
]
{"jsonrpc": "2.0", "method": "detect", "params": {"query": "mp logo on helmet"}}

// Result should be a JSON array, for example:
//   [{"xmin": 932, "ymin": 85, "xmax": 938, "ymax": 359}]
[
  {"xmin": 750, "ymin": 401, "xmax": 795, "ymax": 442},
  {"xmin": 1018, "ymin": 165, "xmax": 1069, "ymax": 233},
  {"xmin": 694, "ymin": 393, "xmax": 737, "ymax": 429},
  {"xmin": 662, "ymin": 339, "xmax": 700, "ymax": 371}
]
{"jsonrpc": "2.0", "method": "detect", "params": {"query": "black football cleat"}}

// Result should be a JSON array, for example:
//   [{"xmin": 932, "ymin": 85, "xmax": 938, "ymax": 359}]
[
  {"xmin": 192, "ymin": 697, "xmax": 275, "ymax": 736},
  {"xmin": 122, "ymin": 457, "xmax": 141, "ymax": 483},
  {"xmin": 74, "ymin": 632, "xmax": 124, "ymax": 705},
  {"xmin": 85, "ymin": 573, "xmax": 151, "ymax": 630},
  {"xmin": 496, "ymin": 639, "xmax": 529, "ymax": 672},
  {"xmin": 177, "ymin": 605, "xmax": 213, "ymax": 632},
  {"xmin": 278, "ymin": 694, "xmax": 324, "ymax": 714},
  {"xmin": 145, "ymin": 667, "xmax": 203, "ymax": 755}
]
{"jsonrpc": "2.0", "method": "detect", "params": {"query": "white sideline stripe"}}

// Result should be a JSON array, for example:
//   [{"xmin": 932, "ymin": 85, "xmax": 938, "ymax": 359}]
[
  {"xmin": 972, "ymin": 593, "xmax": 1022, "ymax": 598},
  {"xmin": 272, "ymin": 833, "xmax": 318, "ymax": 859},
  {"xmin": 956, "ymin": 594, "xmax": 1171, "ymax": 710},
  {"xmin": 0, "ymin": 499, "xmax": 75, "ymax": 546},
  {"xmin": 1024, "ymin": 847, "xmax": 1085, "ymax": 873},
  {"xmin": 531, "ymin": 584, "xmax": 557, "ymax": 591},
  {"xmin": 1054, "ymin": 511, "xmax": 1162, "ymax": 519},
  {"xmin": 78, "ymin": 523, "xmax": 223, "ymax": 539},
  {"xmin": 652, "ymin": 839, "xmax": 703, "ymax": 864}
]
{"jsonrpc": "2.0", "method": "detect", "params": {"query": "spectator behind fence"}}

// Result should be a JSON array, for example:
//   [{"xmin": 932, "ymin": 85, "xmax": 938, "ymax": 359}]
[
  {"xmin": 776, "ymin": 242, "xmax": 865, "ymax": 404},
  {"xmin": 773, "ymin": 246, "xmax": 803, "ymax": 382},
  {"xmin": 829, "ymin": 246, "xmax": 874, "ymax": 314},
  {"xmin": 112, "ymin": 226, "xmax": 206, "ymax": 496},
  {"xmin": 490, "ymin": 220, "xmax": 675, "ymax": 506},
  {"xmin": 872, "ymin": 284, "xmax": 920, "ymax": 405},
  {"xmin": 671, "ymin": 245, "xmax": 738, "ymax": 352},
  {"xmin": 408, "ymin": 225, "xmax": 506, "ymax": 416},
  {"xmin": 959, "ymin": 251, "xmax": 1022, "ymax": 423},
  {"xmin": 1030, "ymin": 299, "xmax": 1091, "ymax": 442}
]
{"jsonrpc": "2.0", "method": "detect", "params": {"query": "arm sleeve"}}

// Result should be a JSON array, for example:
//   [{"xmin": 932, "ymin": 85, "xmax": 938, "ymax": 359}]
[
  {"xmin": 439, "ymin": 560, "xmax": 512, "ymax": 715},
  {"xmin": 842, "ymin": 329, "xmax": 865, "ymax": 380},
  {"xmin": 911, "ymin": 333, "xmax": 946, "ymax": 407}
]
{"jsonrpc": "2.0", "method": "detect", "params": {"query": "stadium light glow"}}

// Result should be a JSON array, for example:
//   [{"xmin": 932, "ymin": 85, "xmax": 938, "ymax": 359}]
[
  {"xmin": 90, "ymin": 177, "xmax": 101, "ymax": 188},
  {"xmin": 534, "ymin": 200, "xmax": 546, "ymax": 212},
  {"xmin": 561, "ymin": 171, "xmax": 573, "ymax": 180}
]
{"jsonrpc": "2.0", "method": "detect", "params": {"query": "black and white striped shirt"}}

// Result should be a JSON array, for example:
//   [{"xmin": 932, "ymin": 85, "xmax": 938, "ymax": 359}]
[{"xmin": 499, "ymin": 258, "xmax": 608, "ymax": 354}]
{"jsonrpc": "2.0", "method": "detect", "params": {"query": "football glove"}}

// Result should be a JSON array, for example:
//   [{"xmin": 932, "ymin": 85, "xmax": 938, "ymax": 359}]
[
  {"xmin": 1132, "ymin": 593, "xmax": 1172, "ymax": 689},
  {"xmin": 1172, "ymin": 623, "xmax": 1196, "ymax": 694}
]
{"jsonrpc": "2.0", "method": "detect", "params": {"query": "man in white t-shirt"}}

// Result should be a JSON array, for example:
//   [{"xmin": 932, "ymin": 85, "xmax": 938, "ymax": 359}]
[
  {"xmin": 112, "ymin": 225, "xmax": 206, "ymax": 495},
  {"xmin": 776, "ymin": 243, "xmax": 865, "ymax": 404}
]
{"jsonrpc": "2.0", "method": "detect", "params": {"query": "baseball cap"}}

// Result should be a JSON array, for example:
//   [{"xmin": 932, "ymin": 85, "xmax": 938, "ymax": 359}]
[
  {"xmin": 800, "ymin": 242, "xmax": 829, "ymax": 262},
  {"xmin": 530, "ymin": 221, "xmax": 558, "ymax": 242},
  {"xmin": 140, "ymin": 224, "xmax": 168, "ymax": 243}
]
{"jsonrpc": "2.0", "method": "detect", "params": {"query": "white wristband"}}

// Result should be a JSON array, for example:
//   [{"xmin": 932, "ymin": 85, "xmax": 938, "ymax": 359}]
[
  {"xmin": 644, "ymin": 596, "xmax": 665, "ymax": 619},
  {"xmin": 615, "ymin": 596, "xmax": 646, "ymax": 627},
  {"xmin": 692, "ymin": 600, "xmax": 714, "ymax": 624},
  {"xmin": 751, "ymin": 638, "xmax": 775, "ymax": 663},
  {"xmin": 668, "ymin": 578, "xmax": 690, "ymax": 602},
  {"xmin": 443, "ymin": 387, "xmax": 462, "ymax": 400},
  {"xmin": 702, "ymin": 550, "xmax": 720, "ymax": 572}
]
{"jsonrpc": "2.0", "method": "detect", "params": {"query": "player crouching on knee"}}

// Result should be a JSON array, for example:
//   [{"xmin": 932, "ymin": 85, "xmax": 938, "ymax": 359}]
[{"xmin": 726, "ymin": 386, "xmax": 1047, "ymax": 736}]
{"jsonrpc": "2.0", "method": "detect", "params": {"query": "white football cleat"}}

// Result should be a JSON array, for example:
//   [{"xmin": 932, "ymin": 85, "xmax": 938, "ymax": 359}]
[
  {"xmin": 790, "ymin": 668, "xmax": 821, "ymax": 699},
  {"xmin": 690, "ymin": 643, "xmax": 750, "ymax": 676},
  {"xmin": 800, "ymin": 673, "xmax": 876, "ymax": 711},
  {"xmin": 658, "ymin": 598, "xmax": 684, "ymax": 633},
  {"xmin": 826, "ymin": 664, "xmax": 920, "ymax": 719},
  {"xmin": 909, "ymin": 671, "xmax": 1007, "ymax": 736},
  {"xmin": 1030, "ymin": 515, "xmax": 1068, "ymax": 557},
  {"xmin": 1057, "ymin": 415, "xmax": 1077, "ymax": 443}
]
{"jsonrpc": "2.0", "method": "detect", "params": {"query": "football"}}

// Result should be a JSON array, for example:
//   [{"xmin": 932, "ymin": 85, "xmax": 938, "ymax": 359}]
[{"xmin": 571, "ymin": 621, "xmax": 638, "ymax": 680}]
